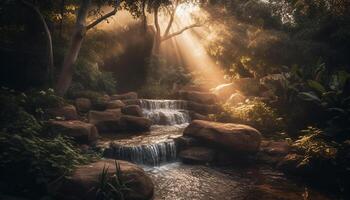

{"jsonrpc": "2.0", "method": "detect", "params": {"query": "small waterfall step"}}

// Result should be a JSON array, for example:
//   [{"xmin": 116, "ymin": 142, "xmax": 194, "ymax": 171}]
[
  {"xmin": 140, "ymin": 99, "xmax": 190, "ymax": 125},
  {"xmin": 104, "ymin": 140, "xmax": 177, "ymax": 166}
]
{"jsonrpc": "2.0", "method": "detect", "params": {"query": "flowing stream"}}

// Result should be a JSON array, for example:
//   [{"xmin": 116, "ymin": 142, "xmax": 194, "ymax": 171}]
[{"xmin": 101, "ymin": 99, "xmax": 330, "ymax": 200}]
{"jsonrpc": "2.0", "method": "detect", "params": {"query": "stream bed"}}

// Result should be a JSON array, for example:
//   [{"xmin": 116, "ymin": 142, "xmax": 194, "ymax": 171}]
[{"xmin": 99, "ymin": 99, "xmax": 330, "ymax": 200}]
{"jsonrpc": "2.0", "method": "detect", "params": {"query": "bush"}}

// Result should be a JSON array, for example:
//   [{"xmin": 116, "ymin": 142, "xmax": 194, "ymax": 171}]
[
  {"xmin": 0, "ymin": 89, "xmax": 90, "ymax": 198},
  {"xmin": 69, "ymin": 60, "xmax": 116, "ymax": 95},
  {"xmin": 212, "ymin": 98, "xmax": 285, "ymax": 135}
]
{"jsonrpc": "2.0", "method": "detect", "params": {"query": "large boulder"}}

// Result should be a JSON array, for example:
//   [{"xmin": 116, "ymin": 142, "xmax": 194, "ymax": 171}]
[
  {"xmin": 88, "ymin": 110, "xmax": 122, "ymax": 132},
  {"xmin": 187, "ymin": 101, "xmax": 220, "ymax": 115},
  {"xmin": 121, "ymin": 105, "xmax": 143, "ymax": 117},
  {"xmin": 106, "ymin": 100, "xmax": 125, "ymax": 109},
  {"xmin": 179, "ymin": 147, "xmax": 215, "ymax": 164},
  {"xmin": 75, "ymin": 98, "xmax": 92, "ymax": 113},
  {"xmin": 48, "ymin": 120, "xmax": 98, "ymax": 145},
  {"xmin": 111, "ymin": 92, "xmax": 138, "ymax": 100},
  {"xmin": 120, "ymin": 115, "xmax": 152, "ymax": 131},
  {"xmin": 211, "ymin": 78, "xmax": 261, "ymax": 100},
  {"xmin": 58, "ymin": 159, "xmax": 154, "ymax": 200},
  {"xmin": 177, "ymin": 90, "xmax": 217, "ymax": 104},
  {"xmin": 47, "ymin": 105, "xmax": 78, "ymax": 120},
  {"xmin": 183, "ymin": 120, "xmax": 261, "ymax": 154}
]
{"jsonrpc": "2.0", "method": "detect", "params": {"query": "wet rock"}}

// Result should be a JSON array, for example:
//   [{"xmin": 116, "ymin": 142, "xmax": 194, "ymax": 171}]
[
  {"xmin": 106, "ymin": 100, "xmax": 125, "ymax": 109},
  {"xmin": 120, "ymin": 115, "xmax": 152, "ymax": 131},
  {"xmin": 48, "ymin": 120, "xmax": 98, "ymax": 145},
  {"xmin": 189, "ymin": 111, "xmax": 210, "ymax": 121},
  {"xmin": 75, "ymin": 98, "xmax": 92, "ymax": 113},
  {"xmin": 47, "ymin": 104, "xmax": 78, "ymax": 120},
  {"xmin": 88, "ymin": 110, "xmax": 122, "ymax": 132},
  {"xmin": 184, "ymin": 120, "xmax": 261, "ymax": 154},
  {"xmin": 260, "ymin": 140, "xmax": 290, "ymax": 156},
  {"xmin": 177, "ymin": 90, "xmax": 217, "ymax": 104},
  {"xmin": 179, "ymin": 147, "xmax": 216, "ymax": 164},
  {"xmin": 121, "ymin": 105, "xmax": 143, "ymax": 117},
  {"xmin": 58, "ymin": 159, "xmax": 154, "ymax": 200},
  {"xmin": 111, "ymin": 92, "xmax": 138, "ymax": 100},
  {"xmin": 174, "ymin": 136, "xmax": 200, "ymax": 151},
  {"xmin": 187, "ymin": 101, "xmax": 220, "ymax": 115}
]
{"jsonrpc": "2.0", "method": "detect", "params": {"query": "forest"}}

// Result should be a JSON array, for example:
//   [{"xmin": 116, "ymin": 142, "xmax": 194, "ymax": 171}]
[{"xmin": 0, "ymin": 0, "xmax": 350, "ymax": 199}]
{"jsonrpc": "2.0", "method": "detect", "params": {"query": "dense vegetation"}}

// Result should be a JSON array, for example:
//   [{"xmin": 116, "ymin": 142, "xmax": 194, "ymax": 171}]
[{"xmin": 1, "ymin": 0, "xmax": 350, "ymax": 199}]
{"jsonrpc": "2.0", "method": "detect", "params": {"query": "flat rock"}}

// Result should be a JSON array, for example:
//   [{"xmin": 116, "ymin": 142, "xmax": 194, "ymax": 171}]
[
  {"xmin": 184, "ymin": 120, "xmax": 261, "ymax": 154},
  {"xmin": 88, "ymin": 110, "xmax": 122, "ymax": 132},
  {"xmin": 187, "ymin": 101, "xmax": 220, "ymax": 115},
  {"xmin": 178, "ymin": 90, "xmax": 217, "ymax": 104},
  {"xmin": 75, "ymin": 98, "xmax": 92, "ymax": 112},
  {"xmin": 106, "ymin": 100, "xmax": 125, "ymax": 109},
  {"xmin": 121, "ymin": 105, "xmax": 143, "ymax": 117},
  {"xmin": 120, "ymin": 115, "xmax": 152, "ymax": 131},
  {"xmin": 47, "ymin": 104, "xmax": 78, "ymax": 120},
  {"xmin": 49, "ymin": 120, "xmax": 98, "ymax": 145},
  {"xmin": 58, "ymin": 159, "xmax": 154, "ymax": 200}
]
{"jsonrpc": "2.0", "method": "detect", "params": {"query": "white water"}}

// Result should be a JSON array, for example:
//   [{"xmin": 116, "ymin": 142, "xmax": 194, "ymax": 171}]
[
  {"xmin": 104, "ymin": 100, "xmax": 190, "ymax": 165},
  {"xmin": 140, "ymin": 99, "xmax": 190, "ymax": 125}
]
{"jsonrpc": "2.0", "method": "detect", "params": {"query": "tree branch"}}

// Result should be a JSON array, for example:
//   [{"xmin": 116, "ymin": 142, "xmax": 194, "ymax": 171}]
[
  {"xmin": 154, "ymin": 6, "xmax": 161, "ymax": 38},
  {"xmin": 86, "ymin": 8, "xmax": 117, "ymax": 30},
  {"xmin": 161, "ymin": 23, "xmax": 201, "ymax": 41},
  {"xmin": 163, "ymin": 0, "xmax": 180, "ymax": 37}
]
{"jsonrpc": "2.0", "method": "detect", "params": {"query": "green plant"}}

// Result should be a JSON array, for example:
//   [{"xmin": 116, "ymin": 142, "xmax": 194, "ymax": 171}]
[
  {"xmin": 96, "ymin": 161, "xmax": 131, "ymax": 200},
  {"xmin": 294, "ymin": 127, "xmax": 339, "ymax": 167},
  {"xmin": 213, "ymin": 98, "xmax": 285, "ymax": 135}
]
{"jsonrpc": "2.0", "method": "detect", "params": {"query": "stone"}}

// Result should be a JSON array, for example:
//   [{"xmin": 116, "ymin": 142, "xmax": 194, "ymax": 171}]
[
  {"xmin": 120, "ymin": 115, "xmax": 152, "ymax": 131},
  {"xmin": 187, "ymin": 101, "xmax": 220, "ymax": 115},
  {"xmin": 106, "ymin": 100, "xmax": 125, "ymax": 109},
  {"xmin": 177, "ymin": 90, "xmax": 217, "ymax": 104},
  {"xmin": 179, "ymin": 147, "xmax": 215, "ymax": 164},
  {"xmin": 260, "ymin": 140, "xmax": 290, "ymax": 156},
  {"xmin": 211, "ymin": 78, "xmax": 261, "ymax": 100},
  {"xmin": 58, "ymin": 159, "xmax": 154, "ymax": 200},
  {"xmin": 88, "ymin": 110, "xmax": 122, "ymax": 132},
  {"xmin": 75, "ymin": 98, "xmax": 92, "ymax": 112},
  {"xmin": 226, "ymin": 93, "xmax": 246, "ymax": 105},
  {"xmin": 122, "ymin": 99, "xmax": 141, "ymax": 106},
  {"xmin": 183, "ymin": 120, "xmax": 261, "ymax": 154},
  {"xmin": 111, "ymin": 92, "xmax": 138, "ymax": 100},
  {"xmin": 174, "ymin": 136, "xmax": 200, "ymax": 151},
  {"xmin": 47, "ymin": 104, "xmax": 78, "ymax": 120},
  {"xmin": 121, "ymin": 105, "xmax": 143, "ymax": 117},
  {"xmin": 277, "ymin": 153, "xmax": 304, "ymax": 173},
  {"xmin": 48, "ymin": 120, "xmax": 98, "ymax": 145},
  {"xmin": 189, "ymin": 111, "xmax": 210, "ymax": 121}
]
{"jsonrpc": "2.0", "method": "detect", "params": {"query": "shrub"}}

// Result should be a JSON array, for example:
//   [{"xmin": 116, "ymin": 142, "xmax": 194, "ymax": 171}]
[{"xmin": 212, "ymin": 98, "xmax": 285, "ymax": 135}]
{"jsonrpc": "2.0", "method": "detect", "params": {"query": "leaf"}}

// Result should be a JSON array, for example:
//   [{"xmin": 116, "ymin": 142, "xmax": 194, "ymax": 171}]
[
  {"xmin": 298, "ymin": 92, "xmax": 321, "ymax": 104},
  {"xmin": 307, "ymin": 80, "xmax": 326, "ymax": 94}
]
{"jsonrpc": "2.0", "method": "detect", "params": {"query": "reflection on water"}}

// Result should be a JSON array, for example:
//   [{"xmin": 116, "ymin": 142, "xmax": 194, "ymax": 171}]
[{"xmin": 145, "ymin": 162, "xmax": 330, "ymax": 200}]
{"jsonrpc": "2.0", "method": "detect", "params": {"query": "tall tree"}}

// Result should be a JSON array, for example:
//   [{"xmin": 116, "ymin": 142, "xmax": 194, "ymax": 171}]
[
  {"xmin": 149, "ymin": 0, "xmax": 202, "ymax": 54},
  {"xmin": 55, "ymin": 0, "xmax": 119, "ymax": 96}
]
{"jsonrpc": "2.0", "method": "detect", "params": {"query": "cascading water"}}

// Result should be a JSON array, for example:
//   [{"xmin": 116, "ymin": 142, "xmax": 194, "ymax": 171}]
[
  {"xmin": 104, "ymin": 100, "xmax": 190, "ymax": 166},
  {"xmin": 140, "ymin": 99, "xmax": 190, "ymax": 125}
]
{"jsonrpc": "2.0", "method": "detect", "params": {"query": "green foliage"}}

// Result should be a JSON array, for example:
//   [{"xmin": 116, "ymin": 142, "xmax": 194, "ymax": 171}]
[
  {"xmin": 96, "ymin": 161, "xmax": 131, "ymax": 200},
  {"xmin": 294, "ymin": 127, "xmax": 339, "ymax": 166},
  {"xmin": 138, "ymin": 56, "xmax": 192, "ymax": 98},
  {"xmin": 69, "ymin": 60, "xmax": 117, "ymax": 95},
  {"xmin": 212, "ymin": 98, "xmax": 285, "ymax": 135},
  {"xmin": 0, "ymin": 89, "xmax": 89, "ymax": 198}
]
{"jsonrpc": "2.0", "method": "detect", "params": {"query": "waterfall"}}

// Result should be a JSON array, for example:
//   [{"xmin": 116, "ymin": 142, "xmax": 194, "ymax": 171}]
[
  {"xmin": 140, "ymin": 99, "xmax": 190, "ymax": 125},
  {"xmin": 104, "ymin": 140, "xmax": 177, "ymax": 166}
]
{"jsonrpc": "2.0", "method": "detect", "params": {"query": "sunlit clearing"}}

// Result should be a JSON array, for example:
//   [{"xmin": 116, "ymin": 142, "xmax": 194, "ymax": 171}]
[{"xmin": 159, "ymin": 3, "xmax": 227, "ymax": 89}]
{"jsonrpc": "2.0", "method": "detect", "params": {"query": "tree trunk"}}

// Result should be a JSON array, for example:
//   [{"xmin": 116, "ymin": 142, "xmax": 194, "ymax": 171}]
[
  {"xmin": 21, "ymin": 0, "xmax": 54, "ymax": 86},
  {"xmin": 152, "ymin": 6, "xmax": 161, "ymax": 55},
  {"xmin": 55, "ymin": 0, "xmax": 91, "ymax": 96}
]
